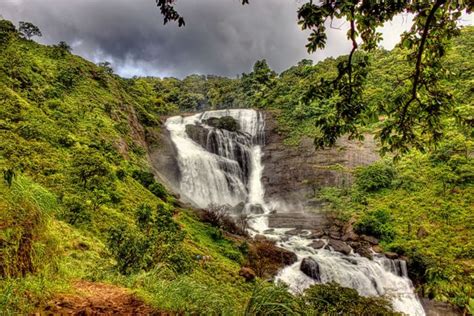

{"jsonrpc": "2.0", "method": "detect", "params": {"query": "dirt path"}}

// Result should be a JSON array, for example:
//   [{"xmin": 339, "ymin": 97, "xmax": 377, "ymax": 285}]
[{"xmin": 42, "ymin": 280, "xmax": 163, "ymax": 315}]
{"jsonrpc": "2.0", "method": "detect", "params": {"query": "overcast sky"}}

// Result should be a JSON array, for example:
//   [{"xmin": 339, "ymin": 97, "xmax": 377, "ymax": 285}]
[{"xmin": 1, "ymin": 0, "xmax": 472, "ymax": 78}]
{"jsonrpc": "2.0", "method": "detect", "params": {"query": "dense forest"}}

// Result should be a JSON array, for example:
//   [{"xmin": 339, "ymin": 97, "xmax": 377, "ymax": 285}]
[{"xmin": 0, "ymin": 17, "xmax": 473, "ymax": 315}]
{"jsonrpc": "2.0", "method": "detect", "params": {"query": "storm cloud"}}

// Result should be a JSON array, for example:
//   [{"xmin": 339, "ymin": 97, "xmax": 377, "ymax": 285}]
[{"xmin": 1, "ymin": 0, "xmax": 460, "ymax": 78}]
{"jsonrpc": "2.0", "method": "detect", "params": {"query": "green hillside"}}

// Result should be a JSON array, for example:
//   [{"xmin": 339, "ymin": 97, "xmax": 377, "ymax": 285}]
[{"xmin": 0, "ymin": 18, "xmax": 472, "ymax": 314}]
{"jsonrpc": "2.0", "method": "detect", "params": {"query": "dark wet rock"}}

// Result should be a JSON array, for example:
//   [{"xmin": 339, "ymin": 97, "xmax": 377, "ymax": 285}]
[
  {"xmin": 372, "ymin": 245, "xmax": 383, "ymax": 253},
  {"xmin": 254, "ymin": 234, "xmax": 267, "ymax": 241},
  {"xmin": 285, "ymin": 229, "xmax": 303, "ymax": 236},
  {"xmin": 239, "ymin": 267, "xmax": 256, "ymax": 282},
  {"xmin": 247, "ymin": 204, "xmax": 264, "ymax": 215},
  {"xmin": 205, "ymin": 116, "xmax": 240, "ymax": 132},
  {"xmin": 384, "ymin": 252, "xmax": 399, "ymax": 259},
  {"xmin": 300, "ymin": 257, "xmax": 321, "ymax": 281},
  {"xmin": 326, "ymin": 239, "xmax": 352, "ymax": 255},
  {"xmin": 185, "ymin": 124, "xmax": 210, "ymax": 146},
  {"xmin": 342, "ymin": 257, "xmax": 358, "ymax": 265},
  {"xmin": 263, "ymin": 229, "xmax": 275, "ymax": 234},
  {"xmin": 417, "ymin": 226, "xmax": 429, "ymax": 239},
  {"xmin": 329, "ymin": 228, "xmax": 342, "ymax": 240},
  {"xmin": 360, "ymin": 235, "xmax": 379, "ymax": 245},
  {"xmin": 232, "ymin": 202, "xmax": 246, "ymax": 213},
  {"xmin": 309, "ymin": 228, "xmax": 325, "ymax": 239},
  {"xmin": 309, "ymin": 240, "xmax": 325, "ymax": 249},
  {"xmin": 341, "ymin": 230, "xmax": 359, "ymax": 241},
  {"xmin": 341, "ymin": 219, "xmax": 359, "ymax": 241},
  {"xmin": 353, "ymin": 242, "xmax": 373, "ymax": 260},
  {"xmin": 268, "ymin": 212, "xmax": 329, "ymax": 230}
]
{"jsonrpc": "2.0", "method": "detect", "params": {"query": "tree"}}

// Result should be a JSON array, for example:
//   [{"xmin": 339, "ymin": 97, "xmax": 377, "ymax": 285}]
[
  {"xmin": 52, "ymin": 41, "xmax": 72, "ymax": 58},
  {"xmin": 241, "ymin": 59, "xmax": 276, "ymax": 108},
  {"xmin": 155, "ymin": 1, "xmax": 472, "ymax": 154},
  {"xmin": 71, "ymin": 148, "xmax": 111, "ymax": 189},
  {"xmin": 98, "ymin": 61, "xmax": 114, "ymax": 75},
  {"xmin": 0, "ymin": 19, "xmax": 17, "ymax": 44},
  {"xmin": 18, "ymin": 21, "xmax": 42, "ymax": 39}
]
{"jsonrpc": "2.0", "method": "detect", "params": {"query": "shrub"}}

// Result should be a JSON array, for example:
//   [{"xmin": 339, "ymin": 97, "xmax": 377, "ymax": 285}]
[
  {"xmin": 61, "ymin": 194, "xmax": 90, "ymax": 225},
  {"xmin": 149, "ymin": 182, "xmax": 167, "ymax": 199},
  {"xmin": 354, "ymin": 209, "xmax": 395, "ymax": 242},
  {"xmin": 244, "ymin": 282, "xmax": 298, "ymax": 316},
  {"xmin": 199, "ymin": 204, "xmax": 248, "ymax": 236},
  {"xmin": 107, "ymin": 224, "xmax": 148, "ymax": 274},
  {"xmin": 355, "ymin": 161, "xmax": 396, "ymax": 192},
  {"xmin": 108, "ymin": 203, "xmax": 189, "ymax": 275},
  {"xmin": 301, "ymin": 282, "xmax": 397, "ymax": 315},
  {"xmin": 132, "ymin": 169, "xmax": 155, "ymax": 188}
]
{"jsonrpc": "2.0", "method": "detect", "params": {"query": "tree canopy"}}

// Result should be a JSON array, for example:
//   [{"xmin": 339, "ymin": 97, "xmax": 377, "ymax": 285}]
[{"xmin": 156, "ymin": 0, "xmax": 473, "ymax": 154}]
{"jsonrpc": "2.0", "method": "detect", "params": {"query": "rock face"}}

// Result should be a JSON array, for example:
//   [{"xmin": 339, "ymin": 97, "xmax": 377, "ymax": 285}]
[
  {"xmin": 268, "ymin": 212, "xmax": 329, "ymax": 229},
  {"xmin": 261, "ymin": 111, "xmax": 379, "ymax": 205},
  {"xmin": 309, "ymin": 240, "xmax": 325, "ymax": 249},
  {"xmin": 147, "ymin": 126, "xmax": 181, "ymax": 194},
  {"xmin": 185, "ymin": 124, "xmax": 210, "ymax": 146},
  {"xmin": 205, "ymin": 116, "xmax": 239, "ymax": 132},
  {"xmin": 300, "ymin": 257, "xmax": 321, "ymax": 281},
  {"xmin": 420, "ymin": 299, "xmax": 462, "ymax": 316}
]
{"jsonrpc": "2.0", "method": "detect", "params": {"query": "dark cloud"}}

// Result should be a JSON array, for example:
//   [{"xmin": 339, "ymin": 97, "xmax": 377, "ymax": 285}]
[{"xmin": 4, "ymin": 0, "xmax": 465, "ymax": 78}]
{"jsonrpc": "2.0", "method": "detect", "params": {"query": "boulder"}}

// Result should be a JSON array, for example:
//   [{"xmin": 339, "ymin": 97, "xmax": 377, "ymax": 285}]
[
  {"xmin": 341, "ymin": 230, "xmax": 359, "ymax": 241},
  {"xmin": 326, "ymin": 239, "xmax": 352, "ymax": 255},
  {"xmin": 232, "ymin": 202, "xmax": 246, "ymax": 214},
  {"xmin": 309, "ymin": 228, "xmax": 325, "ymax": 239},
  {"xmin": 372, "ymin": 245, "xmax": 383, "ymax": 253},
  {"xmin": 353, "ymin": 242, "xmax": 373, "ymax": 260},
  {"xmin": 309, "ymin": 240, "xmax": 325, "ymax": 249},
  {"xmin": 341, "ymin": 221, "xmax": 359, "ymax": 241},
  {"xmin": 247, "ymin": 204, "xmax": 264, "ymax": 215},
  {"xmin": 239, "ymin": 267, "xmax": 256, "ymax": 282},
  {"xmin": 328, "ymin": 226, "xmax": 342, "ymax": 240},
  {"xmin": 205, "ymin": 116, "xmax": 240, "ymax": 132},
  {"xmin": 360, "ymin": 235, "xmax": 379, "ymax": 245},
  {"xmin": 185, "ymin": 124, "xmax": 210, "ymax": 146},
  {"xmin": 384, "ymin": 252, "xmax": 399, "ymax": 260},
  {"xmin": 300, "ymin": 257, "xmax": 321, "ymax": 281},
  {"xmin": 285, "ymin": 228, "xmax": 303, "ymax": 236}
]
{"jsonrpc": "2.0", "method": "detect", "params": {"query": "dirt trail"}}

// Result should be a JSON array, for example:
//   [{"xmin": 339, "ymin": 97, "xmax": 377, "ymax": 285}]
[{"xmin": 42, "ymin": 280, "xmax": 164, "ymax": 315}]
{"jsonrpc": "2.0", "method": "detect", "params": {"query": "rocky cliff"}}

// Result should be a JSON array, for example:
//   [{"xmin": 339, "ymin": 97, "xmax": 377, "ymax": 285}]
[
  {"xmin": 261, "ymin": 111, "xmax": 379, "ymax": 207},
  {"xmin": 150, "ymin": 111, "xmax": 380, "ymax": 208}
]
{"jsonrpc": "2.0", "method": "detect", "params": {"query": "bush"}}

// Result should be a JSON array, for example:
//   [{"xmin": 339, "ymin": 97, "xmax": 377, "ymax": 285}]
[
  {"xmin": 199, "ymin": 204, "xmax": 248, "ymax": 236},
  {"xmin": 149, "ymin": 182, "xmax": 167, "ymax": 199},
  {"xmin": 301, "ymin": 283, "xmax": 397, "ymax": 315},
  {"xmin": 61, "ymin": 194, "xmax": 90, "ymax": 225},
  {"xmin": 131, "ymin": 169, "xmax": 155, "ymax": 188},
  {"xmin": 354, "ymin": 209, "xmax": 395, "ymax": 242},
  {"xmin": 108, "ymin": 203, "xmax": 189, "ymax": 275},
  {"xmin": 355, "ymin": 161, "xmax": 396, "ymax": 192},
  {"xmin": 107, "ymin": 225, "xmax": 149, "ymax": 274}
]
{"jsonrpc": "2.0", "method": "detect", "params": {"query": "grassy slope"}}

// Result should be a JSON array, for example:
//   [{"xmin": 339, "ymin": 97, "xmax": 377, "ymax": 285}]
[{"xmin": 0, "ymin": 30, "xmax": 252, "ymax": 314}]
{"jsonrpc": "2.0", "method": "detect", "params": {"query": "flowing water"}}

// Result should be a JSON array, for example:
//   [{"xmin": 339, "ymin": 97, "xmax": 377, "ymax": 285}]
[{"xmin": 165, "ymin": 109, "xmax": 425, "ymax": 316}]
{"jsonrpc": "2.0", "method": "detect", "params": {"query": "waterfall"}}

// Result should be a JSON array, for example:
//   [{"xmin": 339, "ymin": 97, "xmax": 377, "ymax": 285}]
[{"xmin": 165, "ymin": 109, "xmax": 425, "ymax": 316}]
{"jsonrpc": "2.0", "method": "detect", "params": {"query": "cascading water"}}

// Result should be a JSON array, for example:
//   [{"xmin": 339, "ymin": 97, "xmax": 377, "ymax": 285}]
[{"xmin": 165, "ymin": 109, "xmax": 425, "ymax": 316}]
